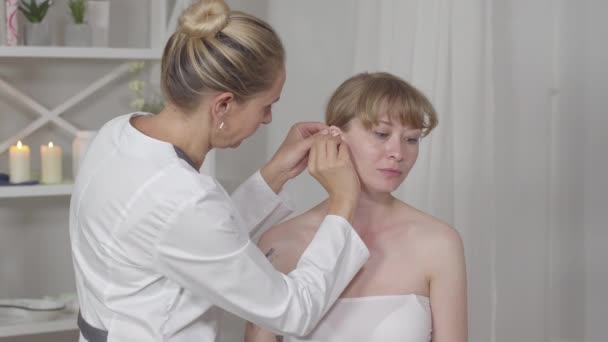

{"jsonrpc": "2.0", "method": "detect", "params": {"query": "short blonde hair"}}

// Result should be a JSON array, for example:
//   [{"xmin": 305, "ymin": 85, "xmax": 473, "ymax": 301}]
[
  {"xmin": 161, "ymin": 0, "xmax": 285, "ymax": 111},
  {"xmin": 326, "ymin": 72, "xmax": 438, "ymax": 136}
]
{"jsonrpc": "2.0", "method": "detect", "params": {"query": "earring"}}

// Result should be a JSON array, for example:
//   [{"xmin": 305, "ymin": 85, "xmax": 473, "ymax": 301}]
[{"xmin": 218, "ymin": 122, "xmax": 225, "ymax": 130}]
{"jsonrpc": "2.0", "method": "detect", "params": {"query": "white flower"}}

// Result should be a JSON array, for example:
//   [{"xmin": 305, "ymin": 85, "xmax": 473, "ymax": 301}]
[
  {"xmin": 128, "ymin": 61, "xmax": 146, "ymax": 73},
  {"xmin": 131, "ymin": 98, "xmax": 146, "ymax": 111},
  {"xmin": 129, "ymin": 80, "xmax": 145, "ymax": 92}
]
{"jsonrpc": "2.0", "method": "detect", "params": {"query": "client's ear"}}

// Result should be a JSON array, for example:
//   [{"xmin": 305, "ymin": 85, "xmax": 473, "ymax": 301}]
[{"xmin": 329, "ymin": 125, "xmax": 346, "ymax": 141}]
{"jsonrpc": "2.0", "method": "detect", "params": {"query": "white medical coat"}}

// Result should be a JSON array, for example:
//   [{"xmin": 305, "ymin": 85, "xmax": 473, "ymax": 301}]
[{"xmin": 69, "ymin": 114, "xmax": 369, "ymax": 341}]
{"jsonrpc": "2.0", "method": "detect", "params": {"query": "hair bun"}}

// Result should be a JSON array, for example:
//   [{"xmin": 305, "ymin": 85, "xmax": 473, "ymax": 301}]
[{"xmin": 178, "ymin": 0, "xmax": 230, "ymax": 39}]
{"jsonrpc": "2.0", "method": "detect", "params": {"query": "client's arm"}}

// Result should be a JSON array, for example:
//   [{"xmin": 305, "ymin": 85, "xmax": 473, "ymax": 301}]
[
  {"xmin": 245, "ymin": 323, "xmax": 281, "ymax": 342},
  {"xmin": 428, "ymin": 227, "xmax": 468, "ymax": 342},
  {"xmin": 245, "ymin": 221, "xmax": 308, "ymax": 342}
]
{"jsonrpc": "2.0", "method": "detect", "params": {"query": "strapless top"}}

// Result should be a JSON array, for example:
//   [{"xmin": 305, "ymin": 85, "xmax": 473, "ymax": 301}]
[{"xmin": 285, "ymin": 294, "xmax": 432, "ymax": 342}]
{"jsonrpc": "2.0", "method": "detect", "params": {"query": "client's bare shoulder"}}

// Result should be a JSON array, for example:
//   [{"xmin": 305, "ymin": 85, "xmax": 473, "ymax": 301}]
[
  {"xmin": 398, "ymin": 202, "xmax": 460, "ymax": 240},
  {"xmin": 257, "ymin": 202, "xmax": 328, "ymax": 274},
  {"xmin": 395, "ymin": 201, "xmax": 464, "ymax": 269}
]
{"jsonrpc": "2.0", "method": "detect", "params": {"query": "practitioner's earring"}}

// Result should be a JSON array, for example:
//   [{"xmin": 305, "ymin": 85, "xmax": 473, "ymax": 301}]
[{"xmin": 218, "ymin": 122, "xmax": 225, "ymax": 130}]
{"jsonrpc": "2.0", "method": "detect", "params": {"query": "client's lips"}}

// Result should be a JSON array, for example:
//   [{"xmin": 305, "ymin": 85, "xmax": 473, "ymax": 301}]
[{"xmin": 378, "ymin": 168, "xmax": 402, "ymax": 176}]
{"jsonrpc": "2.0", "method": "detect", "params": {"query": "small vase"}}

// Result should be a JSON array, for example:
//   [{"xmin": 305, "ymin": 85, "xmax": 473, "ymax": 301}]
[
  {"xmin": 64, "ymin": 23, "xmax": 92, "ymax": 47},
  {"xmin": 25, "ymin": 21, "xmax": 52, "ymax": 46},
  {"xmin": 86, "ymin": 1, "xmax": 110, "ymax": 47}
]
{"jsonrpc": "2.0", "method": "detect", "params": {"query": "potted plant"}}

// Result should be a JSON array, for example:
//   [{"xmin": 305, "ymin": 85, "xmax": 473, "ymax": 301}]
[
  {"xmin": 64, "ymin": 0, "xmax": 91, "ymax": 46},
  {"xmin": 18, "ymin": 0, "xmax": 53, "ymax": 46},
  {"xmin": 128, "ymin": 61, "xmax": 165, "ymax": 115}
]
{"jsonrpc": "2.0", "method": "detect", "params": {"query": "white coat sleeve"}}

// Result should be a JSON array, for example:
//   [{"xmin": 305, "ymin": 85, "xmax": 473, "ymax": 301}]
[
  {"xmin": 153, "ymin": 186, "xmax": 369, "ymax": 337},
  {"xmin": 230, "ymin": 171, "xmax": 294, "ymax": 239}
]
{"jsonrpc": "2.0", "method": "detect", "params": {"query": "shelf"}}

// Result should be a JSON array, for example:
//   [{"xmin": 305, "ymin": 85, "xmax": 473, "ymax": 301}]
[
  {"xmin": 0, "ymin": 183, "xmax": 73, "ymax": 198},
  {"xmin": 0, "ymin": 312, "xmax": 76, "ymax": 338},
  {"xmin": 0, "ymin": 47, "xmax": 162, "ymax": 60}
]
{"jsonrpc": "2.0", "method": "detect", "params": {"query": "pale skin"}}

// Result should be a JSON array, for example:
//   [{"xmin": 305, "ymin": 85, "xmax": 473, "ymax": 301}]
[{"xmin": 245, "ymin": 116, "xmax": 468, "ymax": 342}]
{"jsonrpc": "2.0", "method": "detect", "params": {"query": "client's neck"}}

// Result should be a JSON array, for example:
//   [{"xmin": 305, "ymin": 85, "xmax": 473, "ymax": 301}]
[{"xmin": 350, "ymin": 191, "xmax": 397, "ymax": 237}]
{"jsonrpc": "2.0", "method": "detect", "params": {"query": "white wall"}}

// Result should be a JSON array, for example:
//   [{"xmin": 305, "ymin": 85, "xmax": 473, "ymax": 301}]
[
  {"xmin": 266, "ymin": 0, "xmax": 358, "ymax": 213},
  {"xmin": 491, "ymin": 0, "xmax": 608, "ymax": 340},
  {"xmin": 583, "ymin": 1, "xmax": 608, "ymax": 341}
]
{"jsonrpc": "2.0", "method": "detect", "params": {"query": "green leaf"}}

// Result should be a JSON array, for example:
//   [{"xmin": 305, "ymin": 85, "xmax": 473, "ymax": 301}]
[
  {"xmin": 18, "ymin": 5, "xmax": 36, "ymax": 23},
  {"xmin": 68, "ymin": 0, "xmax": 86, "ymax": 24},
  {"xmin": 19, "ymin": 0, "xmax": 53, "ymax": 23},
  {"xmin": 17, "ymin": 5, "xmax": 30, "ymax": 15}
]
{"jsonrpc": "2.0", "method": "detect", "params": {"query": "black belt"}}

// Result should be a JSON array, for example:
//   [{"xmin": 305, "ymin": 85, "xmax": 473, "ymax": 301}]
[{"xmin": 77, "ymin": 311, "xmax": 108, "ymax": 342}]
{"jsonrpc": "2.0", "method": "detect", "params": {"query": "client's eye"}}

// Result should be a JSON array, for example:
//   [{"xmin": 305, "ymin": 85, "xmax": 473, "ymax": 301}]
[
  {"xmin": 373, "ymin": 131, "xmax": 390, "ymax": 139},
  {"xmin": 404, "ymin": 137, "xmax": 421, "ymax": 145}
]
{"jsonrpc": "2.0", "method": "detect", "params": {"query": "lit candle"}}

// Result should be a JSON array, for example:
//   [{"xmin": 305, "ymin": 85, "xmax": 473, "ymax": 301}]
[
  {"xmin": 40, "ymin": 142, "xmax": 63, "ymax": 184},
  {"xmin": 9, "ymin": 141, "xmax": 31, "ymax": 183}
]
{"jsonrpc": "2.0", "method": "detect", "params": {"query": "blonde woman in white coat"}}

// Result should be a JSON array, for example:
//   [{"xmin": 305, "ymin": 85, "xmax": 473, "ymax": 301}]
[{"xmin": 69, "ymin": 1, "xmax": 369, "ymax": 341}]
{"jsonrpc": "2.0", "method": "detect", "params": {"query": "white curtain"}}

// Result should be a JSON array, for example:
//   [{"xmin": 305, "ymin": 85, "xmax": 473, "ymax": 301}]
[{"xmin": 352, "ymin": 0, "xmax": 607, "ymax": 341}]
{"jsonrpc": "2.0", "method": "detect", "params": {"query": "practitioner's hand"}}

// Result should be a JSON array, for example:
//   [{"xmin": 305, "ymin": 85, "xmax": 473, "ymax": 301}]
[
  {"xmin": 308, "ymin": 134, "xmax": 360, "ymax": 222},
  {"xmin": 261, "ymin": 122, "xmax": 328, "ymax": 193}
]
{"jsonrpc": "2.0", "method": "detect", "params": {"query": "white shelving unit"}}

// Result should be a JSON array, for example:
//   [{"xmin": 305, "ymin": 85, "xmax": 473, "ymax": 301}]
[
  {"xmin": 0, "ymin": 1, "xmax": 193, "ymax": 338},
  {"xmin": 0, "ymin": 183, "xmax": 73, "ymax": 198},
  {"xmin": 0, "ymin": 0, "xmax": 174, "ymax": 155},
  {"xmin": 0, "ymin": 312, "xmax": 76, "ymax": 338},
  {"xmin": 0, "ymin": 46, "xmax": 162, "ymax": 60}
]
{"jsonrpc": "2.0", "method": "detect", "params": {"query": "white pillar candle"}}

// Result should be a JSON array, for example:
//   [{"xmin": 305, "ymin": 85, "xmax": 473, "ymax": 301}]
[
  {"xmin": 72, "ymin": 130, "xmax": 96, "ymax": 179},
  {"xmin": 9, "ymin": 141, "xmax": 31, "ymax": 183},
  {"xmin": 40, "ymin": 142, "xmax": 63, "ymax": 184}
]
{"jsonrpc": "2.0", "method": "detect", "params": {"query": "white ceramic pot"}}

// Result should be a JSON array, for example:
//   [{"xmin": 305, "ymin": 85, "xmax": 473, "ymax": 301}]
[
  {"xmin": 64, "ymin": 23, "xmax": 92, "ymax": 47},
  {"xmin": 25, "ymin": 21, "xmax": 51, "ymax": 46}
]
